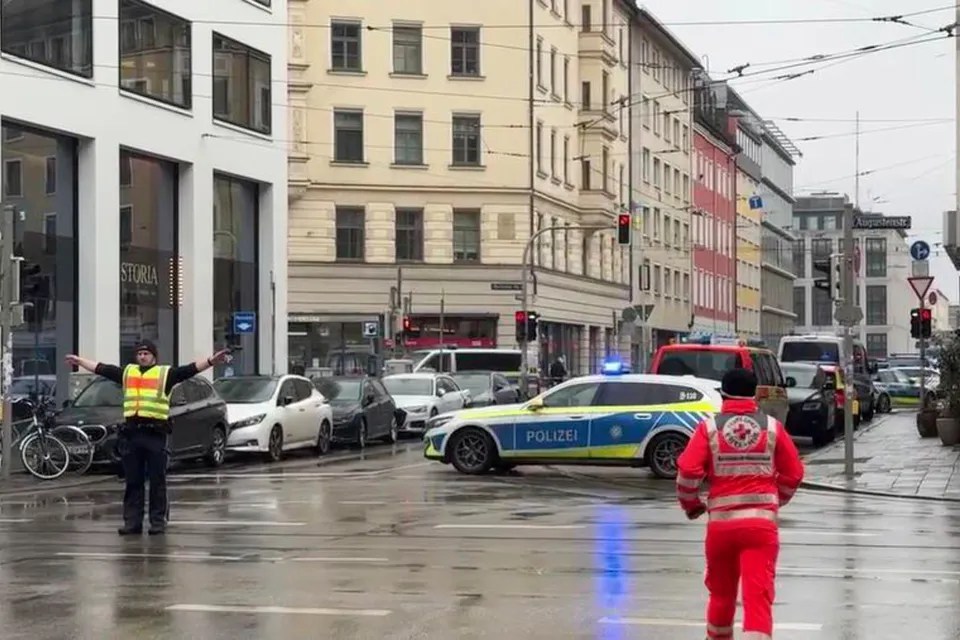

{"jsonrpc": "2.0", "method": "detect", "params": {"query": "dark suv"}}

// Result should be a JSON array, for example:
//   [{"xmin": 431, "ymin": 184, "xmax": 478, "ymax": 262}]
[{"xmin": 56, "ymin": 377, "xmax": 229, "ymax": 469}]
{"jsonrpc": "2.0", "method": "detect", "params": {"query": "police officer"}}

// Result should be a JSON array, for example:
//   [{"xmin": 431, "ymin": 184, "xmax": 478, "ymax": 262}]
[
  {"xmin": 66, "ymin": 341, "xmax": 230, "ymax": 536},
  {"xmin": 675, "ymin": 368, "xmax": 805, "ymax": 640}
]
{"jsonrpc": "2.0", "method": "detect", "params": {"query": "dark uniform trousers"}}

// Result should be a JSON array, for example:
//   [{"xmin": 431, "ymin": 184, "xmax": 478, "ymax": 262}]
[{"xmin": 117, "ymin": 424, "xmax": 170, "ymax": 528}]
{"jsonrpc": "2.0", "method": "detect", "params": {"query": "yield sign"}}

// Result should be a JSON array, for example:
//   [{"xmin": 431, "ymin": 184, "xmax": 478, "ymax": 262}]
[{"xmin": 908, "ymin": 276, "xmax": 934, "ymax": 301}]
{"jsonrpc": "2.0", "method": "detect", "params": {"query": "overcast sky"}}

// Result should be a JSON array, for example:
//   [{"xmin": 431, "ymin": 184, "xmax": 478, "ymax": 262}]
[{"xmin": 639, "ymin": 0, "xmax": 958, "ymax": 300}]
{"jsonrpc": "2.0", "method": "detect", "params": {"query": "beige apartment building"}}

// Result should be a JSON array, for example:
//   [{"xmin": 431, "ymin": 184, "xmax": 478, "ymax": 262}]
[
  {"xmin": 287, "ymin": 0, "xmax": 635, "ymax": 375},
  {"xmin": 629, "ymin": 9, "xmax": 699, "ymax": 353}
]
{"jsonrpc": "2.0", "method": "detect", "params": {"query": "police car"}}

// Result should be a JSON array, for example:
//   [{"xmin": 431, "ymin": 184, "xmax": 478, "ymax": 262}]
[{"xmin": 422, "ymin": 363, "xmax": 722, "ymax": 479}]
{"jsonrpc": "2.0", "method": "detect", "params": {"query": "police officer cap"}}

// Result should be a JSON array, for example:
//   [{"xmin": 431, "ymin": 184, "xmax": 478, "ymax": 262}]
[
  {"xmin": 721, "ymin": 368, "xmax": 757, "ymax": 398},
  {"xmin": 134, "ymin": 339, "xmax": 158, "ymax": 358}
]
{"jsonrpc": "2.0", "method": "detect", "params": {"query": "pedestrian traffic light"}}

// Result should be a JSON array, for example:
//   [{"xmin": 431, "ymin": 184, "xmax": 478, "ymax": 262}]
[
  {"xmin": 515, "ymin": 310, "xmax": 539, "ymax": 342},
  {"xmin": 515, "ymin": 311, "xmax": 527, "ymax": 342},
  {"xmin": 402, "ymin": 316, "xmax": 411, "ymax": 333},
  {"xmin": 526, "ymin": 310, "xmax": 539, "ymax": 341},
  {"xmin": 812, "ymin": 256, "xmax": 842, "ymax": 301},
  {"xmin": 911, "ymin": 308, "xmax": 932, "ymax": 339},
  {"xmin": 18, "ymin": 262, "xmax": 43, "ymax": 326},
  {"xmin": 617, "ymin": 213, "xmax": 631, "ymax": 245}
]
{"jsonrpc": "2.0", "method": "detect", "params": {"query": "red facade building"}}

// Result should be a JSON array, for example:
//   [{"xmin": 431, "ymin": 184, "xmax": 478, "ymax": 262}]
[{"xmin": 691, "ymin": 111, "xmax": 737, "ymax": 335}]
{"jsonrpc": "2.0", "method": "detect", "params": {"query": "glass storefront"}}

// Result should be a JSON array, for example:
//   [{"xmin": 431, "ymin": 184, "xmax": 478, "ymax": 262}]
[
  {"xmin": 119, "ymin": 151, "xmax": 177, "ymax": 364},
  {"xmin": 1, "ymin": 122, "xmax": 78, "ymax": 404},
  {"xmin": 212, "ymin": 174, "xmax": 259, "ymax": 376},
  {"xmin": 402, "ymin": 314, "xmax": 496, "ymax": 350},
  {"xmin": 540, "ymin": 322, "xmax": 582, "ymax": 377},
  {"xmin": 288, "ymin": 315, "xmax": 381, "ymax": 378}
]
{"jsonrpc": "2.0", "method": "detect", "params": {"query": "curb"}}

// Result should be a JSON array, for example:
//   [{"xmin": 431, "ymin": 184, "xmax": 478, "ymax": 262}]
[
  {"xmin": 800, "ymin": 479, "xmax": 960, "ymax": 503},
  {"xmin": 0, "ymin": 474, "xmax": 113, "ymax": 498}
]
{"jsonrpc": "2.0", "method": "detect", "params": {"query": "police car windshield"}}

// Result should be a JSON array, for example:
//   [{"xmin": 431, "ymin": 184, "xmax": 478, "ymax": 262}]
[
  {"xmin": 384, "ymin": 377, "xmax": 433, "ymax": 396},
  {"xmin": 657, "ymin": 351, "xmax": 739, "ymax": 382},
  {"xmin": 213, "ymin": 377, "xmax": 278, "ymax": 403},
  {"xmin": 73, "ymin": 379, "xmax": 123, "ymax": 407},
  {"xmin": 781, "ymin": 342, "xmax": 839, "ymax": 364}
]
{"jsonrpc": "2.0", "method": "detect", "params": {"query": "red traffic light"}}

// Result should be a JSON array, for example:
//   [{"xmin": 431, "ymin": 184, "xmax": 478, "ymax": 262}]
[
  {"xmin": 402, "ymin": 316, "xmax": 412, "ymax": 330},
  {"xmin": 618, "ymin": 214, "xmax": 630, "ymax": 226},
  {"xmin": 921, "ymin": 308, "xmax": 932, "ymax": 320},
  {"xmin": 515, "ymin": 311, "xmax": 527, "ymax": 321}
]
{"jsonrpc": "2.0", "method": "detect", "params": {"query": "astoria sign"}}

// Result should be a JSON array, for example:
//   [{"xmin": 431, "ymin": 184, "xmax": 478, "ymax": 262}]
[{"xmin": 120, "ymin": 261, "xmax": 159, "ymax": 286}]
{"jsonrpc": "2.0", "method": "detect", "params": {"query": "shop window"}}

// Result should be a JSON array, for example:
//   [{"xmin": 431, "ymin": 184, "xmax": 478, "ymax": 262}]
[
  {"xmin": 213, "ymin": 174, "xmax": 259, "ymax": 375},
  {"xmin": 119, "ymin": 151, "xmax": 177, "ymax": 364},
  {"xmin": 2, "ymin": 122, "xmax": 78, "ymax": 405}
]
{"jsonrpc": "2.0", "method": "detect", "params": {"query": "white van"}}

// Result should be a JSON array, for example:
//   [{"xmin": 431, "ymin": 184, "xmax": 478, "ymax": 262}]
[{"xmin": 411, "ymin": 348, "xmax": 536, "ymax": 381}]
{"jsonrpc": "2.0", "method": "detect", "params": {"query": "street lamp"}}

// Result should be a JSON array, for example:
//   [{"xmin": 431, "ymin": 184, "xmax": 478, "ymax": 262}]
[{"xmin": 519, "ymin": 223, "xmax": 614, "ymax": 395}]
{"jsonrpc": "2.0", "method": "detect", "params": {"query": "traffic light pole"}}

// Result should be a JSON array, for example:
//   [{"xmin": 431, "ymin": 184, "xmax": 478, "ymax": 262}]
[
  {"xmin": 1, "ymin": 206, "xmax": 13, "ymax": 480},
  {"xmin": 919, "ymin": 297, "xmax": 927, "ymax": 409},
  {"xmin": 841, "ymin": 205, "xmax": 856, "ymax": 480},
  {"xmin": 519, "ymin": 223, "xmax": 612, "ymax": 396}
]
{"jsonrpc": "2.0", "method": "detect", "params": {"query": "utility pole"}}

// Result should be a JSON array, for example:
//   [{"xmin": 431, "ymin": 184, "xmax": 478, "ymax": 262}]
[
  {"xmin": 1, "ymin": 206, "xmax": 16, "ymax": 480},
  {"xmin": 839, "ymin": 204, "xmax": 858, "ymax": 480}
]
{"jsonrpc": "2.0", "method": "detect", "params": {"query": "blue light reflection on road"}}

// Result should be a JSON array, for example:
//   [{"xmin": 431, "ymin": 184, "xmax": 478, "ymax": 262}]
[{"xmin": 594, "ymin": 506, "xmax": 629, "ymax": 640}]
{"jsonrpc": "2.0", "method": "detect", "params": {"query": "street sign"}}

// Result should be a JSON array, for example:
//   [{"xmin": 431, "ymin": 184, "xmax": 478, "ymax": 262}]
[
  {"xmin": 912, "ymin": 260, "xmax": 930, "ymax": 277},
  {"xmin": 637, "ymin": 304, "xmax": 655, "ymax": 322},
  {"xmin": 362, "ymin": 321, "xmax": 379, "ymax": 337},
  {"xmin": 232, "ymin": 312, "xmax": 256, "ymax": 334},
  {"xmin": 834, "ymin": 305, "xmax": 863, "ymax": 326},
  {"xmin": 490, "ymin": 282, "xmax": 522, "ymax": 291},
  {"xmin": 908, "ymin": 276, "xmax": 934, "ymax": 300},
  {"xmin": 852, "ymin": 215, "xmax": 911, "ymax": 230},
  {"xmin": 748, "ymin": 195, "xmax": 763, "ymax": 210},
  {"xmin": 910, "ymin": 240, "xmax": 931, "ymax": 261},
  {"xmin": 929, "ymin": 291, "xmax": 938, "ymax": 306}
]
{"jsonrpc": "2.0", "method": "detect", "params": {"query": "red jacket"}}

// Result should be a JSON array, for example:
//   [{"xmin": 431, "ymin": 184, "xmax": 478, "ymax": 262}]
[{"xmin": 676, "ymin": 398, "xmax": 805, "ymax": 521}]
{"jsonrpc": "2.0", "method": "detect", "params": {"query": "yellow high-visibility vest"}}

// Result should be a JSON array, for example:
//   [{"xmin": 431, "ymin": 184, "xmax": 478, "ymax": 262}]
[{"xmin": 122, "ymin": 364, "xmax": 171, "ymax": 421}]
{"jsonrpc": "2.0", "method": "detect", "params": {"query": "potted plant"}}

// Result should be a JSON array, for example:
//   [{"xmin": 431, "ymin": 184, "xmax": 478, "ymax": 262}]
[{"xmin": 935, "ymin": 334, "xmax": 960, "ymax": 445}]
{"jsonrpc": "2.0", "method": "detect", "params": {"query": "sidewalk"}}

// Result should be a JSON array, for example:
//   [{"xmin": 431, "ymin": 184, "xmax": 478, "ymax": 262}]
[
  {"xmin": 0, "ymin": 471, "xmax": 111, "ymax": 496},
  {"xmin": 802, "ymin": 410, "xmax": 960, "ymax": 500}
]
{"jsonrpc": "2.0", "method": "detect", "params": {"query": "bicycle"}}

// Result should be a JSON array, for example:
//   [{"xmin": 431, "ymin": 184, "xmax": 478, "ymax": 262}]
[{"xmin": 1, "ymin": 397, "xmax": 95, "ymax": 479}]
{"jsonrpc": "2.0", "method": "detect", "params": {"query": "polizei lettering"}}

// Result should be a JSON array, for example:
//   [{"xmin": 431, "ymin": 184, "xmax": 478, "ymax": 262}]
[
  {"xmin": 121, "ymin": 262, "xmax": 159, "ymax": 286},
  {"xmin": 526, "ymin": 429, "xmax": 577, "ymax": 444}
]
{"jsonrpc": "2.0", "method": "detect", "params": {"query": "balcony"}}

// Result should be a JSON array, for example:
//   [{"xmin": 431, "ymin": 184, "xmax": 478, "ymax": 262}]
[{"xmin": 578, "ymin": 29, "xmax": 617, "ymax": 67}]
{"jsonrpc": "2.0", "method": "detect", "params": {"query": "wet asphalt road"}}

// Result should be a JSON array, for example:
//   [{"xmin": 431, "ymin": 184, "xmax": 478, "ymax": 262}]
[{"xmin": 0, "ymin": 426, "xmax": 958, "ymax": 639}]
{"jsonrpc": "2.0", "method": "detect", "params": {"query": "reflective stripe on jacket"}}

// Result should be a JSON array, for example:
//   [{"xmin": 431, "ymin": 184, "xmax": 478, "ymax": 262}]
[{"xmin": 122, "ymin": 364, "xmax": 171, "ymax": 421}]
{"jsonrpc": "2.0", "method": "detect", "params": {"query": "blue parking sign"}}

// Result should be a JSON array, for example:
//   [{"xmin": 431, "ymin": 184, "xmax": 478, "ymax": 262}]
[{"xmin": 233, "ymin": 312, "xmax": 256, "ymax": 334}]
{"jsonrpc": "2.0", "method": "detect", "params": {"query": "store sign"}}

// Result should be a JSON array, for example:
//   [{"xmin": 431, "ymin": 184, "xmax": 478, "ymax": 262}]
[{"xmin": 120, "ymin": 260, "xmax": 163, "ymax": 303}]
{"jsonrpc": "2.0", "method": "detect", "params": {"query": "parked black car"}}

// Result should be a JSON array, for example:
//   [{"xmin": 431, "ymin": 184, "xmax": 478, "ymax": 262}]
[
  {"xmin": 313, "ymin": 376, "xmax": 405, "ymax": 447},
  {"xmin": 451, "ymin": 371, "xmax": 522, "ymax": 407},
  {"xmin": 55, "ymin": 377, "xmax": 229, "ymax": 469},
  {"xmin": 781, "ymin": 362, "xmax": 836, "ymax": 447}
]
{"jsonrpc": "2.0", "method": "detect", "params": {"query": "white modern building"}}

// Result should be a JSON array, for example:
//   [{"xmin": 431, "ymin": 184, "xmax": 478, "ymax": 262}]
[
  {"xmin": 791, "ymin": 194, "xmax": 912, "ymax": 357},
  {"xmin": 0, "ymin": 0, "xmax": 288, "ymax": 401}
]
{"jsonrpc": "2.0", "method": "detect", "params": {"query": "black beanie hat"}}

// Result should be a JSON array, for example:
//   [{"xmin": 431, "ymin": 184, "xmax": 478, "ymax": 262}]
[
  {"xmin": 721, "ymin": 368, "xmax": 757, "ymax": 399},
  {"xmin": 134, "ymin": 339, "xmax": 158, "ymax": 359}
]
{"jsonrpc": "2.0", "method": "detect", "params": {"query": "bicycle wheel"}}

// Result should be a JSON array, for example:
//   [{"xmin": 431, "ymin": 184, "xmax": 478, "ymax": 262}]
[
  {"xmin": 20, "ymin": 433, "xmax": 70, "ymax": 480},
  {"xmin": 51, "ymin": 425, "xmax": 95, "ymax": 475}
]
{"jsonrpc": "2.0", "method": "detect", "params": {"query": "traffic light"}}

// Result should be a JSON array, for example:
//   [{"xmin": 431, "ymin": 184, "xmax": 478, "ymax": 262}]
[
  {"xmin": 19, "ymin": 262, "xmax": 43, "ymax": 326},
  {"xmin": 911, "ymin": 308, "xmax": 932, "ymax": 339},
  {"xmin": 402, "ymin": 316, "xmax": 411, "ymax": 333},
  {"xmin": 812, "ymin": 255, "xmax": 842, "ymax": 301},
  {"xmin": 617, "ymin": 213, "xmax": 631, "ymax": 245},
  {"xmin": 515, "ymin": 310, "xmax": 539, "ymax": 343}
]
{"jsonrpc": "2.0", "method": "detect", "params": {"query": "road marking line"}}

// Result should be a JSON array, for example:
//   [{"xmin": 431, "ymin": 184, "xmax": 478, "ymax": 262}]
[
  {"xmin": 782, "ymin": 529, "xmax": 877, "ymax": 538},
  {"xmin": 0, "ymin": 518, "xmax": 32, "ymax": 523},
  {"xmin": 290, "ymin": 557, "xmax": 389, "ymax": 563},
  {"xmin": 338, "ymin": 500, "xmax": 386, "ymax": 505},
  {"xmin": 168, "ymin": 604, "xmax": 391, "ymax": 617},
  {"xmin": 598, "ymin": 617, "xmax": 822, "ymax": 631},
  {"xmin": 434, "ymin": 524, "xmax": 584, "ymax": 530},
  {"xmin": 172, "ymin": 520, "xmax": 307, "ymax": 527},
  {"xmin": 57, "ymin": 552, "xmax": 243, "ymax": 561},
  {"xmin": 176, "ymin": 462, "xmax": 430, "ymax": 480},
  {"xmin": 782, "ymin": 566, "xmax": 960, "ymax": 576}
]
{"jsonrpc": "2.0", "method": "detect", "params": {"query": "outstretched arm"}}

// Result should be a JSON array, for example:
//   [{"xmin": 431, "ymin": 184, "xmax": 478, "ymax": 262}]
[
  {"xmin": 65, "ymin": 354, "xmax": 124, "ymax": 385},
  {"xmin": 65, "ymin": 355, "xmax": 98, "ymax": 373}
]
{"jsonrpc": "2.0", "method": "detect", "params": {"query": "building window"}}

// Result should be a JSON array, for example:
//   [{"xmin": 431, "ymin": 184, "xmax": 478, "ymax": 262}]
[
  {"xmin": 4, "ymin": 159, "xmax": 22, "ymax": 197},
  {"xmin": 550, "ymin": 129, "xmax": 557, "ymax": 177},
  {"xmin": 563, "ymin": 136, "xmax": 570, "ymax": 183},
  {"xmin": 581, "ymin": 159, "xmax": 591, "ymax": 190},
  {"xmin": 581, "ymin": 81, "xmax": 591, "ymax": 110},
  {"xmin": 450, "ymin": 27, "xmax": 480, "ymax": 76},
  {"xmin": 395, "ymin": 208, "xmax": 424, "ymax": 262},
  {"xmin": 394, "ymin": 112, "xmax": 423, "ymax": 165},
  {"xmin": 581, "ymin": 4, "xmax": 591, "ymax": 31},
  {"xmin": 812, "ymin": 287, "xmax": 831, "ymax": 326},
  {"xmin": 563, "ymin": 56, "xmax": 570, "ymax": 102},
  {"xmin": 866, "ymin": 285, "xmax": 887, "ymax": 325},
  {"xmin": 119, "ymin": 0, "xmax": 191, "ymax": 108},
  {"xmin": 335, "ymin": 207, "xmax": 365, "ymax": 261},
  {"xmin": 334, "ymin": 110, "xmax": 364, "ymax": 163},
  {"xmin": 1, "ymin": 0, "xmax": 93, "ymax": 78},
  {"xmin": 453, "ymin": 209, "xmax": 481, "ymax": 262},
  {"xmin": 119, "ymin": 151, "xmax": 178, "ymax": 364},
  {"xmin": 535, "ymin": 37, "xmax": 543, "ymax": 87},
  {"xmin": 793, "ymin": 287, "xmax": 806, "ymax": 326},
  {"xmin": 793, "ymin": 239, "xmax": 805, "ymax": 277},
  {"xmin": 865, "ymin": 237, "xmax": 886, "ymax": 277},
  {"xmin": 212, "ymin": 33, "xmax": 272, "ymax": 135},
  {"xmin": 2, "ymin": 124, "xmax": 77, "ymax": 402},
  {"xmin": 331, "ymin": 20, "xmax": 362, "ymax": 71},
  {"xmin": 550, "ymin": 47, "xmax": 557, "ymax": 94},
  {"xmin": 44, "ymin": 157, "xmax": 56, "ymax": 195},
  {"xmin": 536, "ymin": 121, "xmax": 544, "ymax": 174},
  {"xmin": 392, "ymin": 24, "xmax": 422, "ymax": 74},
  {"xmin": 866, "ymin": 333, "xmax": 887, "ymax": 358},
  {"xmin": 213, "ymin": 175, "xmax": 259, "ymax": 375},
  {"xmin": 452, "ymin": 115, "xmax": 481, "ymax": 166}
]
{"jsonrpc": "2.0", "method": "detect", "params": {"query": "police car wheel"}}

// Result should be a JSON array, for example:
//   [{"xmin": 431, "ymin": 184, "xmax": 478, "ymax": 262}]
[
  {"xmin": 878, "ymin": 394, "xmax": 891, "ymax": 413},
  {"xmin": 646, "ymin": 432, "xmax": 688, "ymax": 479},
  {"xmin": 449, "ymin": 427, "xmax": 495, "ymax": 474}
]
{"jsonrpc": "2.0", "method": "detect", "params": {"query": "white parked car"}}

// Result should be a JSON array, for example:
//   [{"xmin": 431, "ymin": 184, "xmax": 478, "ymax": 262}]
[
  {"xmin": 383, "ymin": 372, "xmax": 471, "ymax": 435},
  {"xmin": 213, "ymin": 374, "xmax": 333, "ymax": 461}
]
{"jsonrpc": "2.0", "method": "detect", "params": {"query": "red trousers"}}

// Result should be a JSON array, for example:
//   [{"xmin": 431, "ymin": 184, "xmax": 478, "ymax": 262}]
[{"xmin": 704, "ymin": 518, "xmax": 779, "ymax": 639}]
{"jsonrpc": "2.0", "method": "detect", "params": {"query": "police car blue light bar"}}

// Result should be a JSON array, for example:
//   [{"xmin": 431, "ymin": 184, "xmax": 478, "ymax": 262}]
[{"xmin": 602, "ymin": 360, "xmax": 626, "ymax": 374}]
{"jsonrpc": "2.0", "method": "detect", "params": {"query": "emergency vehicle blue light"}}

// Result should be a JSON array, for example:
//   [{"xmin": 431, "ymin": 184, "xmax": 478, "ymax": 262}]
[{"xmin": 602, "ymin": 360, "xmax": 625, "ymax": 375}]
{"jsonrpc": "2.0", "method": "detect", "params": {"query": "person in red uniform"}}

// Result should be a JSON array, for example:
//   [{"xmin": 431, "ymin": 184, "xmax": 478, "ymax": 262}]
[{"xmin": 676, "ymin": 368, "xmax": 805, "ymax": 640}]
